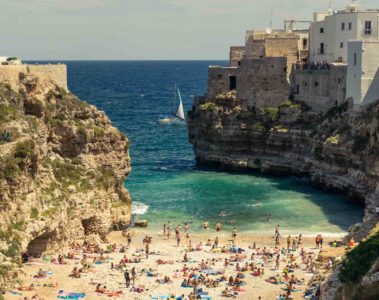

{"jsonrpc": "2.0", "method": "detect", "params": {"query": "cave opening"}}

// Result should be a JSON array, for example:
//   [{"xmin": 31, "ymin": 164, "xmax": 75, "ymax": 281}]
[
  {"xmin": 27, "ymin": 230, "xmax": 57, "ymax": 258},
  {"xmin": 81, "ymin": 216, "xmax": 98, "ymax": 235}
]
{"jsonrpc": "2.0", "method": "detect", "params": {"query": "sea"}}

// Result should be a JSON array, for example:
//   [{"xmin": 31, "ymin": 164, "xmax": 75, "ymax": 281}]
[{"xmin": 30, "ymin": 60, "xmax": 363, "ymax": 235}]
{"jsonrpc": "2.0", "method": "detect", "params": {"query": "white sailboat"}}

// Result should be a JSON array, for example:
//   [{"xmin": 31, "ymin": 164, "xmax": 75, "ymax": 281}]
[{"xmin": 158, "ymin": 85, "xmax": 185, "ymax": 124}]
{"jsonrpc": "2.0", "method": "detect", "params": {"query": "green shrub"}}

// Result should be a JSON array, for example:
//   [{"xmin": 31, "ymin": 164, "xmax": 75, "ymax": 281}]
[
  {"xmin": 41, "ymin": 207, "xmax": 58, "ymax": 218},
  {"xmin": 260, "ymin": 106, "xmax": 279, "ymax": 121},
  {"xmin": 2, "ymin": 239, "xmax": 20, "ymax": 258},
  {"xmin": 77, "ymin": 125, "xmax": 87, "ymax": 138},
  {"xmin": 279, "ymin": 99, "xmax": 301, "ymax": 110},
  {"xmin": 339, "ymin": 232, "xmax": 379, "ymax": 283},
  {"xmin": 0, "ymin": 131, "xmax": 12, "ymax": 143},
  {"xmin": 52, "ymin": 160, "xmax": 83, "ymax": 186},
  {"xmin": 30, "ymin": 207, "xmax": 39, "ymax": 219},
  {"xmin": 0, "ymin": 103, "xmax": 18, "ymax": 125},
  {"xmin": 199, "ymin": 102, "xmax": 217, "ymax": 111},
  {"xmin": 93, "ymin": 126, "xmax": 105, "ymax": 137},
  {"xmin": 14, "ymin": 140, "xmax": 35, "ymax": 158},
  {"xmin": 97, "ymin": 166, "xmax": 115, "ymax": 189}
]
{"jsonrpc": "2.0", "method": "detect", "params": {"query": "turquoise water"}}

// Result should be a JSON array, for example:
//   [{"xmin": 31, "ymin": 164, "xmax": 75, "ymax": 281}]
[{"xmin": 34, "ymin": 60, "xmax": 363, "ymax": 234}]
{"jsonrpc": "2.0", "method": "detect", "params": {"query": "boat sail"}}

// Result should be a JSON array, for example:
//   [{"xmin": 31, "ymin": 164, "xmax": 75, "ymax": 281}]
[
  {"xmin": 158, "ymin": 85, "xmax": 185, "ymax": 124},
  {"xmin": 175, "ymin": 89, "xmax": 185, "ymax": 120}
]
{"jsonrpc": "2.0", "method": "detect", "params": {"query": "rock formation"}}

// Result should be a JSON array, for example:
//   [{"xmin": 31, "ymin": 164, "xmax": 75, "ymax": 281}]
[
  {"xmin": 188, "ymin": 90, "xmax": 379, "ymax": 299},
  {"xmin": 0, "ymin": 74, "xmax": 131, "ymax": 287},
  {"xmin": 188, "ymin": 94, "xmax": 378, "ymax": 238}
]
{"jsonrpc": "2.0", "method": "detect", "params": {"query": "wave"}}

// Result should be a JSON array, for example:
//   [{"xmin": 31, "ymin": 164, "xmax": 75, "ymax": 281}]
[{"xmin": 132, "ymin": 201, "xmax": 149, "ymax": 215}]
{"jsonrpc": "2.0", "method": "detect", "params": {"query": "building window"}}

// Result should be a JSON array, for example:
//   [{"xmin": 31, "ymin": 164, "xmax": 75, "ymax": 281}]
[
  {"xmin": 320, "ymin": 43, "xmax": 324, "ymax": 54},
  {"xmin": 238, "ymin": 61, "xmax": 241, "ymax": 66},
  {"xmin": 302, "ymin": 38, "xmax": 308, "ymax": 50},
  {"xmin": 229, "ymin": 76, "xmax": 237, "ymax": 91},
  {"xmin": 354, "ymin": 53, "xmax": 357, "ymax": 65},
  {"xmin": 338, "ymin": 78, "xmax": 341, "ymax": 84},
  {"xmin": 340, "ymin": 42, "xmax": 343, "ymax": 48},
  {"xmin": 314, "ymin": 82, "xmax": 319, "ymax": 87},
  {"xmin": 365, "ymin": 21, "xmax": 372, "ymax": 34},
  {"xmin": 320, "ymin": 27, "xmax": 324, "ymax": 33},
  {"xmin": 341, "ymin": 22, "xmax": 345, "ymax": 30},
  {"xmin": 296, "ymin": 85, "xmax": 300, "ymax": 94},
  {"xmin": 217, "ymin": 74, "xmax": 222, "ymax": 79},
  {"xmin": 348, "ymin": 22, "xmax": 352, "ymax": 30}
]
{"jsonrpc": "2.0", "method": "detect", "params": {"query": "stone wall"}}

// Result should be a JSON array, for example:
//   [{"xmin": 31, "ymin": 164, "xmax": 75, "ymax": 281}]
[
  {"xmin": 207, "ymin": 66, "xmax": 238, "ymax": 99},
  {"xmin": 291, "ymin": 64, "xmax": 347, "ymax": 112},
  {"xmin": 237, "ymin": 57, "xmax": 289, "ymax": 107},
  {"xmin": 265, "ymin": 37, "xmax": 299, "ymax": 77},
  {"xmin": 0, "ymin": 64, "xmax": 68, "ymax": 91},
  {"xmin": 230, "ymin": 46, "xmax": 245, "ymax": 67}
]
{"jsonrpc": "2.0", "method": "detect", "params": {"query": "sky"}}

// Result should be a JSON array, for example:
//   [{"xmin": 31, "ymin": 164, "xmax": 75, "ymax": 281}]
[{"xmin": 0, "ymin": 0, "xmax": 377, "ymax": 60}]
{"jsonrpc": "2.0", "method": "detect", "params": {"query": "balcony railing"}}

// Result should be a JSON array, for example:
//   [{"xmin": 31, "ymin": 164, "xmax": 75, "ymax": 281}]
[{"xmin": 293, "ymin": 61, "xmax": 331, "ymax": 71}]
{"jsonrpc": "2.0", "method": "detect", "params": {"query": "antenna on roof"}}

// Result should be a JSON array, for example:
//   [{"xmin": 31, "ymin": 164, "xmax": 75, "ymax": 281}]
[{"xmin": 270, "ymin": 9, "xmax": 274, "ymax": 30}]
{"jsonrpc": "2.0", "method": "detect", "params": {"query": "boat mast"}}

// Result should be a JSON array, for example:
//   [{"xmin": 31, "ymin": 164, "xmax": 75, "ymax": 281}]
[{"xmin": 173, "ymin": 83, "xmax": 177, "ymax": 116}]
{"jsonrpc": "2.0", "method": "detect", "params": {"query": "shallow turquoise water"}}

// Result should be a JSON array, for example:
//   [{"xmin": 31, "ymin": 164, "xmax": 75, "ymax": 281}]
[
  {"xmin": 36, "ymin": 60, "xmax": 364, "ymax": 234},
  {"xmin": 128, "ymin": 169, "xmax": 362, "ymax": 234}
]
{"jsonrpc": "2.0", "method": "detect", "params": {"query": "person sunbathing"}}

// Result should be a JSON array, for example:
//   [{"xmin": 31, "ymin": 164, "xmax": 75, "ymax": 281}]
[
  {"xmin": 17, "ymin": 284, "xmax": 34, "ymax": 291},
  {"xmin": 34, "ymin": 269, "xmax": 47, "ymax": 278},
  {"xmin": 70, "ymin": 267, "xmax": 81, "ymax": 278},
  {"xmin": 130, "ymin": 286, "xmax": 144, "ymax": 293},
  {"xmin": 222, "ymin": 287, "xmax": 235, "ymax": 297}
]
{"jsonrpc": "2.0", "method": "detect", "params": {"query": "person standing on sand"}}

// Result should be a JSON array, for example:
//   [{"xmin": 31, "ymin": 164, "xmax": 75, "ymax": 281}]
[
  {"xmin": 216, "ymin": 222, "xmax": 222, "ymax": 232},
  {"xmin": 275, "ymin": 254, "xmax": 280, "ymax": 270},
  {"xmin": 145, "ymin": 243, "xmax": 150, "ymax": 259},
  {"xmin": 127, "ymin": 232, "xmax": 131, "ymax": 248},
  {"xmin": 275, "ymin": 234, "xmax": 280, "ymax": 248},
  {"xmin": 275, "ymin": 224, "xmax": 280, "ymax": 237},
  {"xmin": 203, "ymin": 221, "xmax": 209, "ymax": 230},
  {"xmin": 184, "ymin": 222, "xmax": 190, "ymax": 238},
  {"xmin": 315, "ymin": 234, "xmax": 321, "ymax": 248},
  {"xmin": 163, "ymin": 224, "xmax": 166, "ymax": 236},
  {"xmin": 292, "ymin": 236, "xmax": 297, "ymax": 251},
  {"xmin": 176, "ymin": 231, "xmax": 181, "ymax": 247},
  {"xmin": 298, "ymin": 234, "xmax": 302, "ymax": 249},
  {"xmin": 124, "ymin": 270, "xmax": 130, "ymax": 288},
  {"xmin": 232, "ymin": 227, "xmax": 237, "ymax": 243},
  {"xmin": 319, "ymin": 234, "xmax": 324, "ymax": 249},
  {"xmin": 167, "ymin": 223, "xmax": 171, "ymax": 239},
  {"xmin": 131, "ymin": 267, "xmax": 136, "ymax": 285},
  {"xmin": 287, "ymin": 236, "xmax": 291, "ymax": 250}
]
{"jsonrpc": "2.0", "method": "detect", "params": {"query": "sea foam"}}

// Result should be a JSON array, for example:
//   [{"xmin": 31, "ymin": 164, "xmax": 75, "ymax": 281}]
[{"xmin": 132, "ymin": 201, "xmax": 149, "ymax": 215}]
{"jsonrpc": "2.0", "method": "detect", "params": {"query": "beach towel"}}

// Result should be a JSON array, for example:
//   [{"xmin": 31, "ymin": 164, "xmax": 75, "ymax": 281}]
[{"xmin": 57, "ymin": 291, "xmax": 85, "ymax": 299}]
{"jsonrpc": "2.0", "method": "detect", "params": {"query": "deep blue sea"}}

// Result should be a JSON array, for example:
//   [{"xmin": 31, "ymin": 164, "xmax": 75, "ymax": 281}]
[{"xmin": 30, "ymin": 61, "xmax": 363, "ymax": 234}]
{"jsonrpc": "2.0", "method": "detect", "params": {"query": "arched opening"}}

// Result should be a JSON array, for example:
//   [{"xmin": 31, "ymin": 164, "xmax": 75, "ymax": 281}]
[{"xmin": 27, "ymin": 230, "xmax": 57, "ymax": 258}]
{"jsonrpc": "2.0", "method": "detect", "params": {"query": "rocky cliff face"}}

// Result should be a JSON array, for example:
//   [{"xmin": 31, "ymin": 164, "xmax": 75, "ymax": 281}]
[
  {"xmin": 188, "ymin": 92, "xmax": 379, "ymax": 299},
  {"xmin": 0, "ymin": 75, "xmax": 131, "ymax": 287},
  {"xmin": 188, "ymin": 93, "xmax": 378, "ymax": 238}
]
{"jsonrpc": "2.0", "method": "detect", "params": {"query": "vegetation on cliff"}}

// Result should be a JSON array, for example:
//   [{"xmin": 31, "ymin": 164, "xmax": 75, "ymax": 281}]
[
  {"xmin": 0, "ymin": 76, "xmax": 132, "ymax": 288},
  {"xmin": 339, "ymin": 231, "xmax": 379, "ymax": 284}
]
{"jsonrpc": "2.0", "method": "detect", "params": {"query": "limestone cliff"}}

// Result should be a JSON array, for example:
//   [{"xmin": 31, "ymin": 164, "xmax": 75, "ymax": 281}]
[
  {"xmin": 188, "ymin": 92, "xmax": 379, "ymax": 299},
  {"xmin": 0, "ymin": 75, "xmax": 131, "ymax": 287},
  {"xmin": 188, "ymin": 94, "xmax": 379, "ymax": 237}
]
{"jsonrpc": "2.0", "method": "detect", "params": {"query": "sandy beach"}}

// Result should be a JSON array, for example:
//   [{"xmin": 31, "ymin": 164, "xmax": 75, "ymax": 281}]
[{"xmin": 4, "ymin": 228, "xmax": 344, "ymax": 300}]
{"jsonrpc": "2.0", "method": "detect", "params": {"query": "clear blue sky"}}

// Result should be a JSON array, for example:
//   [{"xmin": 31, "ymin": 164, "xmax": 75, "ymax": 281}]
[{"xmin": 0, "ymin": 0, "xmax": 377, "ymax": 60}]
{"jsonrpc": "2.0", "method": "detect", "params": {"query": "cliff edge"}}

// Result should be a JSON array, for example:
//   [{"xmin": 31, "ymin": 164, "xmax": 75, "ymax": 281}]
[
  {"xmin": 188, "ymin": 93, "xmax": 378, "ymax": 238},
  {"xmin": 0, "ymin": 73, "xmax": 131, "ymax": 287}
]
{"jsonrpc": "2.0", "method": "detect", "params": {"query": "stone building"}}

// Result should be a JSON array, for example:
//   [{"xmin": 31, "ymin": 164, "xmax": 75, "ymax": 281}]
[
  {"xmin": 207, "ymin": 29, "xmax": 307, "ymax": 108},
  {"xmin": 0, "ymin": 63, "xmax": 68, "ymax": 91}
]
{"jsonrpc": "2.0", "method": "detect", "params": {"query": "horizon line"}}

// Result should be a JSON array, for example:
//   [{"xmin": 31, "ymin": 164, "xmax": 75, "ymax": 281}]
[{"xmin": 24, "ymin": 59, "xmax": 229, "ymax": 62}]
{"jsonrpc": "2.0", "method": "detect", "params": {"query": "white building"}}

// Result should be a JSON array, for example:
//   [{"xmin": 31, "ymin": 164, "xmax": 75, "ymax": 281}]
[
  {"xmin": 347, "ymin": 40, "xmax": 379, "ymax": 106},
  {"xmin": 309, "ymin": 4, "xmax": 379, "ymax": 63}
]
